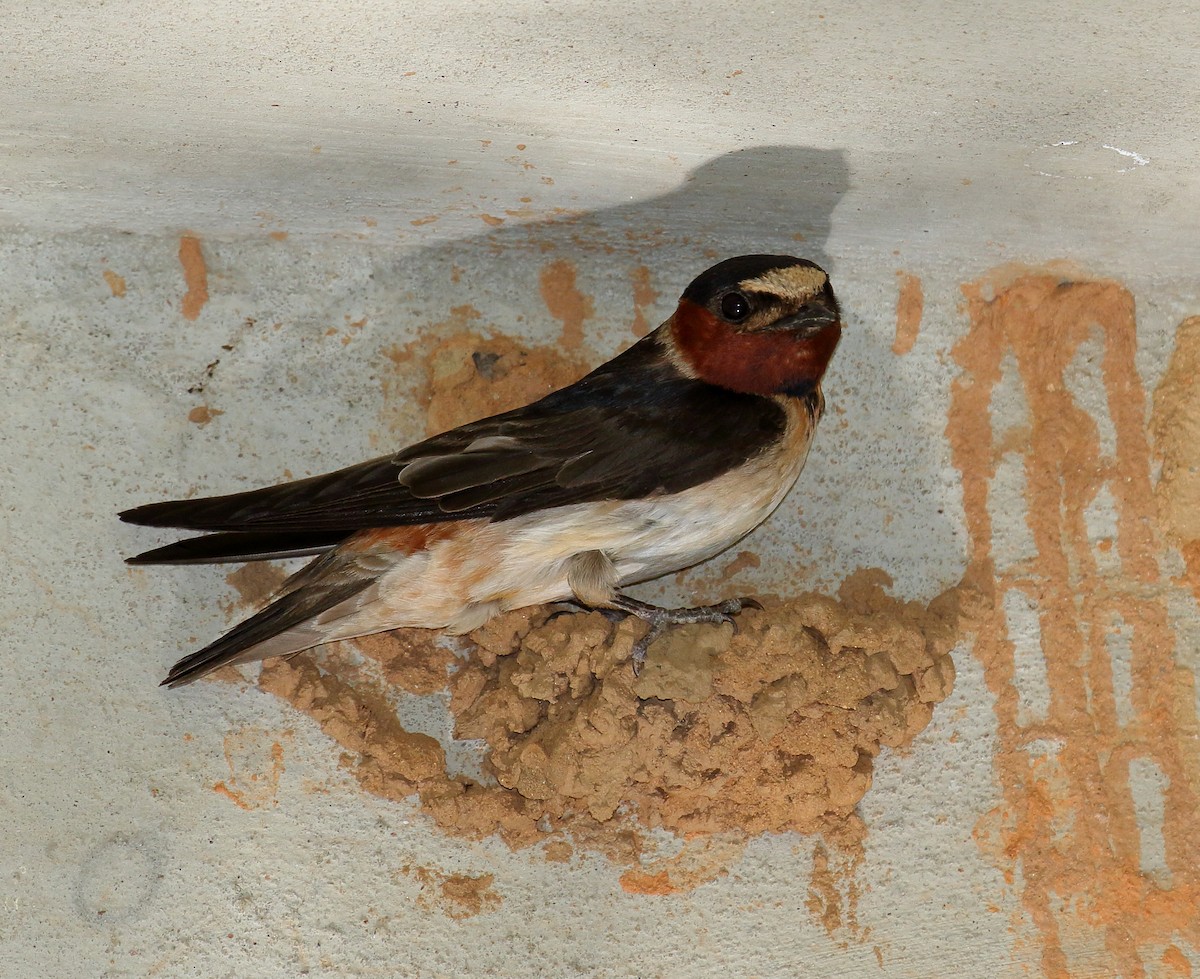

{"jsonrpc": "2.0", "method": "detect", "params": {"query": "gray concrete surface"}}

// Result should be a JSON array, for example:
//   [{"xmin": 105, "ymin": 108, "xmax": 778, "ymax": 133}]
[{"xmin": 3, "ymin": 1, "xmax": 1198, "ymax": 976}]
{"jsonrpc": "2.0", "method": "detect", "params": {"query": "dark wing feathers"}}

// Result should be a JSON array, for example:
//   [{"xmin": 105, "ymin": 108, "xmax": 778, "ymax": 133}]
[
  {"xmin": 122, "ymin": 334, "xmax": 788, "ymax": 563},
  {"xmin": 120, "ymin": 457, "xmax": 408, "ymax": 531},
  {"xmin": 161, "ymin": 575, "xmax": 371, "ymax": 686},
  {"xmin": 125, "ymin": 529, "xmax": 349, "ymax": 565},
  {"xmin": 396, "ymin": 449, "xmax": 548, "ymax": 497},
  {"xmin": 432, "ymin": 468, "xmax": 556, "ymax": 514}
]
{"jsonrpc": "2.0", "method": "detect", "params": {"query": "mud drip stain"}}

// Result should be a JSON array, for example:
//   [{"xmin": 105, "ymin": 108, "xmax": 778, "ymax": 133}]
[
  {"xmin": 629, "ymin": 264, "xmax": 658, "ymax": 338},
  {"xmin": 538, "ymin": 259, "xmax": 593, "ymax": 348},
  {"xmin": 892, "ymin": 271, "xmax": 923, "ymax": 355},
  {"xmin": 1151, "ymin": 315, "xmax": 1200, "ymax": 600},
  {"xmin": 102, "ymin": 268, "xmax": 126, "ymax": 298},
  {"xmin": 211, "ymin": 726, "xmax": 288, "ymax": 810},
  {"xmin": 178, "ymin": 233, "xmax": 209, "ymax": 321},
  {"xmin": 399, "ymin": 865, "xmax": 501, "ymax": 920},
  {"xmin": 948, "ymin": 268, "xmax": 1200, "ymax": 977}
]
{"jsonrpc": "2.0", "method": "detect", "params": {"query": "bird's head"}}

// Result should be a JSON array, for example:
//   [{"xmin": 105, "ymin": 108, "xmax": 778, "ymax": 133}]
[{"xmin": 667, "ymin": 255, "xmax": 842, "ymax": 398}]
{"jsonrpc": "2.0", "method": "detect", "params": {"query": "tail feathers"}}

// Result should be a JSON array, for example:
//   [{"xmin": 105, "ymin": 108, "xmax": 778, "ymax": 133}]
[
  {"xmin": 127, "ymin": 530, "xmax": 348, "ymax": 565},
  {"xmin": 162, "ymin": 574, "xmax": 374, "ymax": 688}
]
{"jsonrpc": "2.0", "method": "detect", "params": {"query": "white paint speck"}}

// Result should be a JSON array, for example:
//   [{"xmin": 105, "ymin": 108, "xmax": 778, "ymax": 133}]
[{"xmin": 1101, "ymin": 144, "xmax": 1151, "ymax": 171}]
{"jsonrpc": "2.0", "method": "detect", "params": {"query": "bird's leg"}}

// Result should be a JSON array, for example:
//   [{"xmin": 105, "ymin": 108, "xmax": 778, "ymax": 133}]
[
  {"xmin": 546, "ymin": 599, "xmax": 627, "ymax": 625},
  {"xmin": 608, "ymin": 594, "xmax": 764, "ymax": 675}
]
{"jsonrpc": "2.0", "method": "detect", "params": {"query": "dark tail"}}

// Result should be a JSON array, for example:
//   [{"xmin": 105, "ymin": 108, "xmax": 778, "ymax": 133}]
[
  {"xmin": 159, "ymin": 559, "xmax": 372, "ymax": 686},
  {"xmin": 126, "ymin": 529, "xmax": 347, "ymax": 565}
]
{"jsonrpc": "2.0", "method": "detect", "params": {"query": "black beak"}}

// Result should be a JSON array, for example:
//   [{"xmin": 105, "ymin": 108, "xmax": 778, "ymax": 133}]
[{"xmin": 766, "ymin": 300, "xmax": 840, "ymax": 335}]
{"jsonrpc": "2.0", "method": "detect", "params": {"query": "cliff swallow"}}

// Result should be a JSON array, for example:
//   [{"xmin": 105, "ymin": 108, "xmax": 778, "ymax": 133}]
[{"xmin": 122, "ymin": 255, "xmax": 842, "ymax": 687}]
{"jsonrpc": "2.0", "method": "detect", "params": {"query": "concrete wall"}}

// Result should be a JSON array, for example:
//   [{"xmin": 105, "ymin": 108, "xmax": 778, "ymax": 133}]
[{"xmin": 4, "ymin": 2, "xmax": 1198, "ymax": 975}]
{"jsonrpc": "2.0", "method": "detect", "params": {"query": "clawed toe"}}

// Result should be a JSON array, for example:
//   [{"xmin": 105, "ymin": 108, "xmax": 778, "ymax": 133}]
[
  {"xmin": 715, "ymin": 597, "xmax": 763, "ymax": 635},
  {"xmin": 611, "ymin": 594, "xmax": 763, "ymax": 675},
  {"xmin": 630, "ymin": 623, "xmax": 666, "ymax": 676}
]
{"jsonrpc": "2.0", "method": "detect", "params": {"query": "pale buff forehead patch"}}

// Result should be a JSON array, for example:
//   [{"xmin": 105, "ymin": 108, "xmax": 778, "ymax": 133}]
[{"xmin": 739, "ymin": 265, "xmax": 827, "ymax": 303}]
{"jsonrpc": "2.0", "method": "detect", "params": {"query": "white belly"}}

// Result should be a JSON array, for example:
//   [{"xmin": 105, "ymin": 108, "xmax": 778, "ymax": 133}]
[{"xmin": 500, "ymin": 449, "xmax": 805, "ymax": 599}]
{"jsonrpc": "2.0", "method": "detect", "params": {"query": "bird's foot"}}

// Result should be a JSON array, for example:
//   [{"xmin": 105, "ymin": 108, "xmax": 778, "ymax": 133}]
[
  {"xmin": 609, "ymin": 595, "xmax": 763, "ymax": 675},
  {"xmin": 546, "ymin": 601, "xmax": 628, "ymax": 625}
]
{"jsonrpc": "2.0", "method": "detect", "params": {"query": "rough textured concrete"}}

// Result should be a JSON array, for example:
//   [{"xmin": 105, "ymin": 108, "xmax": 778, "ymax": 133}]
[{"xmin": 3, "ymin": 2, "xmax": 1199, "ymax": 976}]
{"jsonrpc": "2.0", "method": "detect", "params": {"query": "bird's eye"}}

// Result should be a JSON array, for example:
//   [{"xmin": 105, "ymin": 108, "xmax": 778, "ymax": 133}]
[{"xmin": 720, "ymin": 292, "xmax": 752, "ymax": 322}]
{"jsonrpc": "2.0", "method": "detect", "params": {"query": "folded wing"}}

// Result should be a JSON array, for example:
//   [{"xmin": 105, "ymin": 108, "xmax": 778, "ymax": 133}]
[{"xmin": 121, "ymin": 334, "xmax": 787, "ymax": 563}]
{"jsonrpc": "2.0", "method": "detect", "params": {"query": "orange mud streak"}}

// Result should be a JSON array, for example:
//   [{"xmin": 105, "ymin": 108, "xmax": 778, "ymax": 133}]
[
  {"xmin": 892, "ymin": 271, "xmax": 923, "ymax": 355},
  {"xmin": 178, "ymin": 234, "xmax": 209, "ymax": 320},
  {"xmin": 630, "ymin": 264, "xmax": 658, "ymax": 337},
  {"xmin": 948, "ymin": 271, "xmax": 1200, "ymax": 977},
  {"xmin": 538, "ymin": 259, "xmax": 593, "ymax": 348}
]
